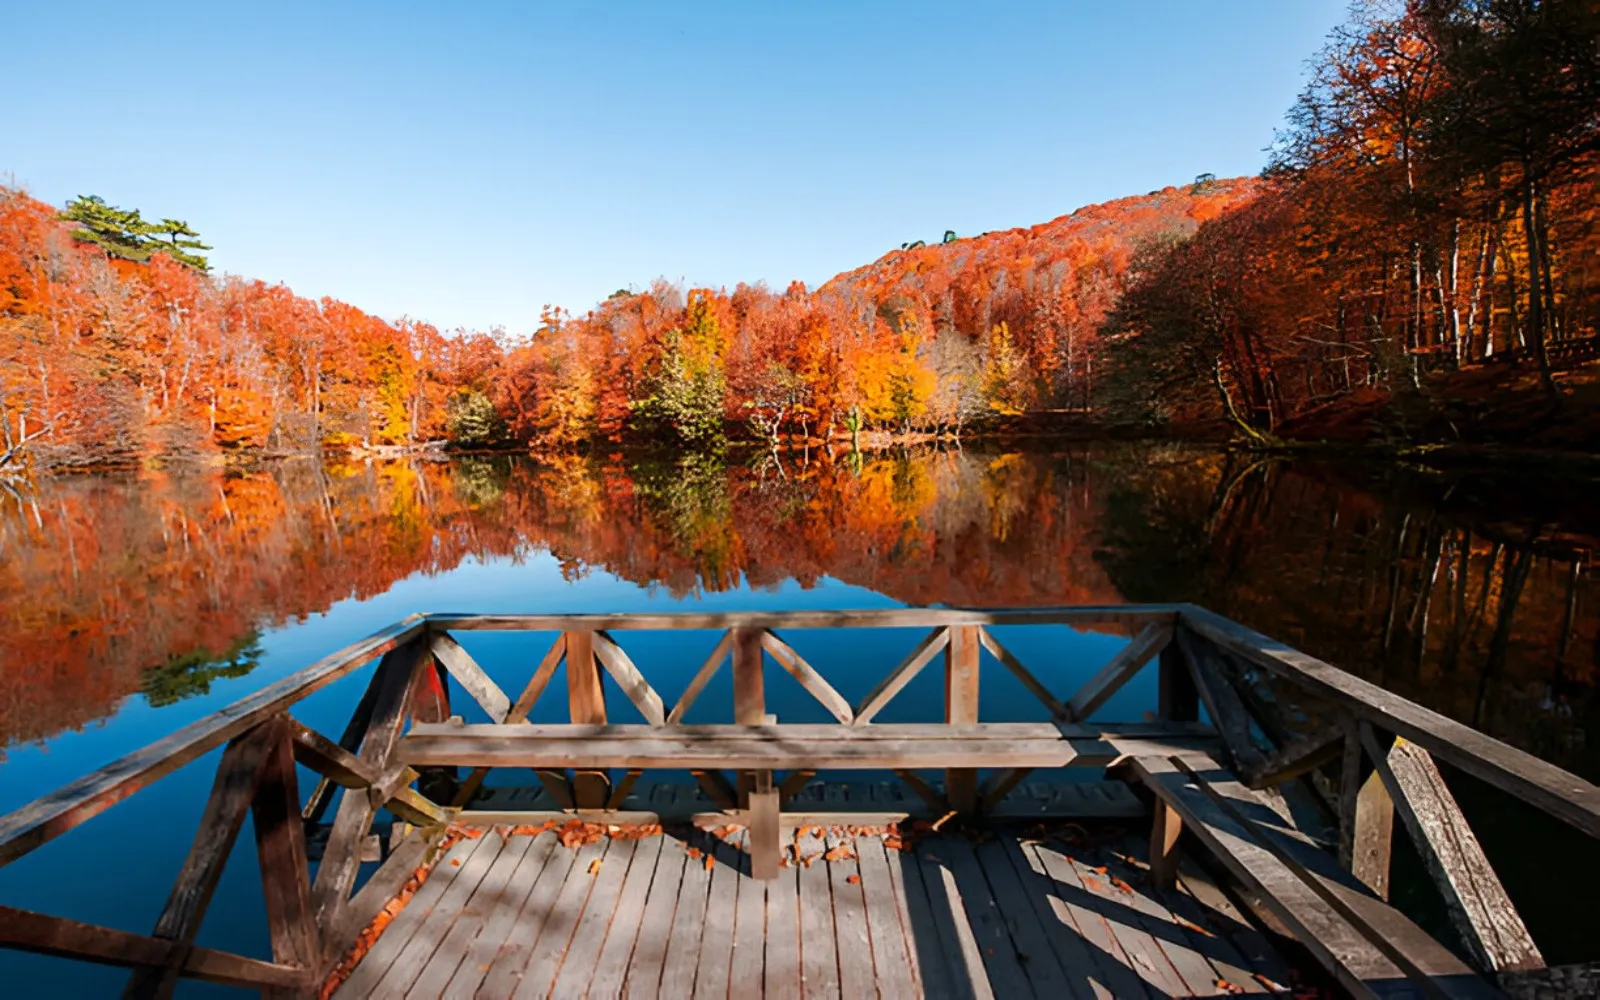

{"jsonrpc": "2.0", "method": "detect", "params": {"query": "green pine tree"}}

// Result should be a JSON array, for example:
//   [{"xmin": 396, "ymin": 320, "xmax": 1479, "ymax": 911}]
[{"xmin": 59, "ymin": 196, "xmax": 211, "ymax": 271}]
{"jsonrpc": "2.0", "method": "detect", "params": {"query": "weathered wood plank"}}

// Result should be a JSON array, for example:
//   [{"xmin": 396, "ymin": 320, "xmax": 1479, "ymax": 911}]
[
  {"xmin": 551, "ymin": 836, "xmax": 638, "ymax": 998},
  {"xmin": 973, "ymin": 835, "xmax": 1078, "ymax": 997},
  {"xmin": 621, "ymin": 834, "xmax": 688, "ymax": 1000},
  {"xmin": 1182, "ymin": 604, "xmax": 1600, "ymax": 838},
  {"xmin": 593, "ymin": 630, "xmax": 667, "ymax": 726},
  {"xmin": 667, "ymin": 631, "xmax": 732, "ymax": 725},
  {"xmin": 586, "ymin": 833, "xmax": 665, "ymax": 1000},
  {"xmin": 1025, "ymin": 839, "xmax": 1152, "ymax": 1000},
  {"xmin": 1352, "ymin": 767, "xmax": 1395, "ymax": 901},
  {"xmin": 763, "ymin": 629, "xmax": 854, "ymax": 723},
  {"xmin": 899, "ymin": 840, "xmax": 992, "ymax": 1000},
  {"xmin": 321, "ymin": 827, "xmax": 447, "ymax": 967},
  {"xmin": 0, "ymin": 615, "xmax": 427, "ymax": 867},
  {"xmin": 1067, "ymin": 622, "xmax": 1172, "ymax": 722},
  {"xmin": 409, "ymin": 833, "xmax": 535, "ymax": 999},
  {"xmin": 367, "ymin": 830, "xmax": 505, "ymax": 996},
  {"xmin": 998, "ymin": 838, "xmax": 1114, "ymax": 1000},
  {"xmin": 510, "ymin": 837, "xmax": 611, "ymax": 998},
  {"xmin": 440, "ymin": 832, "xmax": 558, "ymax": 996},
  {"xmin": 1360, "ymin": 724, "xmax": 1544, "ymax": 974},
  {"xmin": 693, "ymin": 834, "xmax": 739, "ymax": 999},
  {"xmin": 944, "ymin": 626, "xmax": 981, "ymax": 814},
  {"xmin": 1131, "ymin": 755, "xmax": 1501, "ymax": 999},
  {"xmin": 304, "ymin": 663, "xmax": 388, "ymax": 825},
  {"xmin": 331, "ymin": 834, "xmax": 487, "ymax": 997},
  {"xmin": 728, "ymin": 848, "xmax": 768, "ymax": 997},
  {"xmin": 934, "ymin": 836, "xmax": 1033, "ymax": 997},
  {"xmin": 764, "ymin": 834, "xmax": 802, "ymax": 999},
  {"xmin": 660, "ymin": 834, "xmax": 713, "ymax": 999},
  {"xmin": 0, "ymin": 904, "xmax": 306, "ymax": 991},
  {"xmin": 124, "ymin": 718, "xmax": 281, "ymax": 999},
  {"xmin": 824, "ymin": 830, "xmax": 874, "ymax": 999},
  {"xmin": 978, "ymin": 627, "xmax": 1070, "ymax": 719},
  {"xmin": 855, "ymin": 835, "xmax": 918, "ymax": 1000},
  {"xmin": 853, "ymin": 627, "xmax": 950, "ymax": 725},
  {"xmin": 795, "ymin": 826, "xmax": 840, "ymax": 999},
  {"xmin": 471, "ymin": 833, "xmax": 579, "ymax": 998},
  {"xmin": 1127, "ymin": 757, "xmax": 1410, "ymax": 999},
  {"xmin": 1065, "ymin": 842, "xmax": 1190, "ymax": 998},
  {"xmin": 401, "ymin": 724, "xmax": 1078, "ymax": 770}
]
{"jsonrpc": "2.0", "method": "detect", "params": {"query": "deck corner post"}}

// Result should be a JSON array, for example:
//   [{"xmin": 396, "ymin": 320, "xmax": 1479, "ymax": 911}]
[
  {"xmin": 565, "ymin": 630, "xmax": 610, "ymax": 809},
  {"xmin": 251, "ymin": 714, "xmax": 319, "ymax": 982},
  {"xmin": 945, "ymin": 624, "xmax": 980, "ymax": 814}
]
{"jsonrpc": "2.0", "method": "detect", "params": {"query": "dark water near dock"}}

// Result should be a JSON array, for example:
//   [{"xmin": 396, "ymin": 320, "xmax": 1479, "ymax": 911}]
[{"xmin": 1, "ymin": 444, "xmax": 1596, "ymax": 989}]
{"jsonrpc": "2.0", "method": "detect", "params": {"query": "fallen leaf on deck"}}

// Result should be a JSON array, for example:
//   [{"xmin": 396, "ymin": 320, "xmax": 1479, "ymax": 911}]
[
  {"xmin": 588, "ymin": 859, "xmax": 603, "ymax": 875},
  {"xmin": 846, "ymin": 874, "xmax": 860, "ymax": 884}
]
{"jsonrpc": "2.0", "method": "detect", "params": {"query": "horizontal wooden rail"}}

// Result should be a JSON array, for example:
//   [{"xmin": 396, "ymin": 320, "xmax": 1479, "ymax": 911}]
[
  {"xmin": 1179, "ymin": 605, "xmax": 1600, "ymax": 839},
  {"xmin": 0, "ymin": 615, "xmax": 429, "ymax": 868},
  {"xmin": 422, "ymin": 605, "xmax": 1181, "ymax": 632}
]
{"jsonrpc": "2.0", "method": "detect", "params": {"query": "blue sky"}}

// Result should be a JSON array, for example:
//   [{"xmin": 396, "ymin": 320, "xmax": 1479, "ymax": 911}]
[{"xmin": 3, "ymin": 1, "xmax": 1345, "ymax": 334}]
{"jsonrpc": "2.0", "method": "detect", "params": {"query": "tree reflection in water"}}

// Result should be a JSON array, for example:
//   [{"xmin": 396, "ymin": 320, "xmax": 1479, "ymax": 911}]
[{"xmin": 0, "ymin": 446, "xmax": 1593, "ymax": 783}]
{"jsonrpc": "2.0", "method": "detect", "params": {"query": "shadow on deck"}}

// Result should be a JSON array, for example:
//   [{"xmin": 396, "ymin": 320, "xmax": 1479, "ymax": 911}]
[{"xmin": 328, "ymin": 823, "xmax": 1298, "ymax": 999}]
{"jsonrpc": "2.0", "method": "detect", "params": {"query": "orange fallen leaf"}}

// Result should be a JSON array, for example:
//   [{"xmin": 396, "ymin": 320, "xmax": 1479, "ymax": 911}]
[
  {"xmin": 588, "ymin": 859, "xmax": 603, "ymax": 875},
  {"xmin": 703, "ymin": 854, "xmax": 715, "ymax": 871},
  {"xmin": 846, "ymin": 874, "xmax": 861, "ymax": 884}
]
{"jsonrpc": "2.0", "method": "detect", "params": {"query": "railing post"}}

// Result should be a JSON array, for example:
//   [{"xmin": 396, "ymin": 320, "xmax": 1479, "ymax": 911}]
[
  {"xmin": 945, "ymin": 625, "xmax": 980, "ymax": 814},
  {"xmin": 1158, "ymin": 624, "xmax": 1199, "ymax": 722},
  {"xmin": 732, "ymin": 627, "xmax": 779, "ymax": 878},
  {"xmin": 565, "ymin": 630, "xmax": 610, "ymax": 808},
  {"xmin": 1339, "ymin": 718, "xmax": 1393, "ymax": 898}
]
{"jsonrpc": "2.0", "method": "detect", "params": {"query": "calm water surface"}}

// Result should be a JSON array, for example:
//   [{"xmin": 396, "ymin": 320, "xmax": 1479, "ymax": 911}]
[{"xmin": 2, "ymin": 445, "xmax": 1596, "ymax": 988}]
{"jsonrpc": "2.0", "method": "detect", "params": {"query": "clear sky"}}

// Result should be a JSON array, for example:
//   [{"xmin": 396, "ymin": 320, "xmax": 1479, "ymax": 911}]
[{"xmin": 3, "ymin": 1, "xmax": 1345, "ymax": 334}]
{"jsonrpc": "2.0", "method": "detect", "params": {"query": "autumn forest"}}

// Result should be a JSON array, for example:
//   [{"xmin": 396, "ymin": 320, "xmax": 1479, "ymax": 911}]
[{"xmin": 2, "ymin": 0, "xmax": 1597, "ymax": 473}]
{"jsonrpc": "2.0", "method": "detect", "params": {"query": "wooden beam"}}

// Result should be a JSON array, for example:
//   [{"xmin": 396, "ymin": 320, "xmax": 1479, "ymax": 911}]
[
  {"xmin": 310, "ymin": 638, "xmax": 426, "ymax": 941},
  {"xmin": 290, "ymin": 720, "xmax": 379, "ymax": 790},
  {"xmin": 565, "ymin": 630, "xmax": 610, "ymax": 808},
  {"xmin": 761, "ymin": 630, "xmax": 853, "ymax": 724},
  {"xmin": 1351, "ymin": 767, "xmax": 1394, "ymax": 901},
  {"xmin": 1174, "ymin": 630, "xmax": 1266, "ymax": 774},
  {"xmin": 976, "ymin": 628, "xmax": 1069, "ymax": 719},
  {"xmin": 0, "ymin": 905, "xmax": 306, "ymax": 991},
  {"xmin": 1149, "ymin": 797, "xmax": 1182, "ymax": 891},
  {"xmin": 592, "ymin": 631, "xmax": 666, "ymax": 726},
  {"xmin": 944, "ymin": 625, "xmax": 980, "ymax": 814},
  {"xmin": 0, "ymin": 615, "xmax": 427, "ymax": 868},
  {"xmin": 303, "ymin": 654, "xmax": 390, "ymax": 825},
  {"xmin": 1182, "ymin": 604, "xmax": 1600, "ymax": 838},
  {"xmin": 426, "ymin": 606, "xmax": 1182, "ymax": 633},
  {"xmin": 893, "ymin": 770, "xmax": 945, "ymax": 813},
  {"xmin": 692, "ymin": 770, "xmax": 739, "ymax": 811},
  {"xmin": 428, "ymin": 630, "xmax": 511, "ymax": 722},
  {"xmin": 777, "ymin": 770, "xmax": 815, "ymax": 807},
  {"xmin": 732, "ymin": 626, "xmax": 767, "ymax": 809},
  {"xmin": 1127, "ymin": 756, "xmax": 1499, "ymax": 1000},
  {"xmin": 1360, "ymin": 725, "xmax": 1544, "ymax": 973},
  {"xmin": 853, "ymin": 627, "xmax": 949, "ymax": 725},
  {"xmin": 1246, "ymin": 726, "xmax": 1344, "ymax": 789},
  {"xmin": 250, "ymin": 715, "xmax": 318, "ymax": 983},
  {"xmin": 451, "ymin": 631, "xmax": 568, "ymax": 809},
  {"xmin": 667, "ymin": 631, "xmax": 732, "ymax": 725},
  {"xmin": 978, "ymin": 768, "xmax": 1033, "ymax": 813},
  {"xmin": 749, "ymin": 772, "xmax": 779, "ymax": 880},
  {"xmin": 606, "ymin": 769, "xmax": 643, "ymax": 810},
  {"xmin": 124, "ymin": 719, "xmax": 282, "ymax": 999},
  {"xmin": 1067, "ymin": 622, "xmax": 1172, "ymax": 722}
]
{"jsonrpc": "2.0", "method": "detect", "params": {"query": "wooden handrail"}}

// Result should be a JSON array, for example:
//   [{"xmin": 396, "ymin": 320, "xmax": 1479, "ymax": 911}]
[
  {"xmin": 0, "ymin": 614, "xmax": 429, "ymax": 868},
  {"xmin": 423, "ymin": 605, "xmax": 1180, "ymax": 632},
  {"xmin": 1179, "ymin": 604, "xmax": 1600, "ymax": 839}
]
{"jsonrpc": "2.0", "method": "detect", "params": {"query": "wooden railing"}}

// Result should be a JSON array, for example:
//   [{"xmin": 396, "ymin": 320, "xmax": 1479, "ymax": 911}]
[{"xmin": 0, "ymin": 605, "xmax": 1596, "ymax": 996}]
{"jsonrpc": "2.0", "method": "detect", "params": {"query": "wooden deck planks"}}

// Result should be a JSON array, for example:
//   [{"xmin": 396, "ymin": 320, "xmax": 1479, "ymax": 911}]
[{"xmin": 331, "ymin": 827, "xmax": 1298, "ymax": 1000}]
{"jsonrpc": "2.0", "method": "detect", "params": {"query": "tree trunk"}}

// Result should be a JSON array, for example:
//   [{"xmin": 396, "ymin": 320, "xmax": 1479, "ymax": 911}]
[{"xmin": 1519, "ymin": 165, "xmax": 1556, "ymax": 400}]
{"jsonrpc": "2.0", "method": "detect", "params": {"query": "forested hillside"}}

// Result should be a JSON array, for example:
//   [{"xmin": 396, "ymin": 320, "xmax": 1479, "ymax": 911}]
[{"xmin": 2, "ymin": 0, "xmax": 1595, "ymax": 470}]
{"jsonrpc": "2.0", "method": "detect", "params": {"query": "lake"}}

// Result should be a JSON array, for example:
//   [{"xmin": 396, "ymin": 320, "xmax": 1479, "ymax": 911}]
[{"xmin": 1, "ymin": 444, "xmax": 1596, "ymax": 989}]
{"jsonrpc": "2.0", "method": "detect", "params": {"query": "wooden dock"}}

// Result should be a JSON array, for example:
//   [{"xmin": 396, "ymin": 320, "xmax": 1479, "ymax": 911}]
[{"xmin": 1, "ymin": 605, "xmax": 1597, "ymax": 998}]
